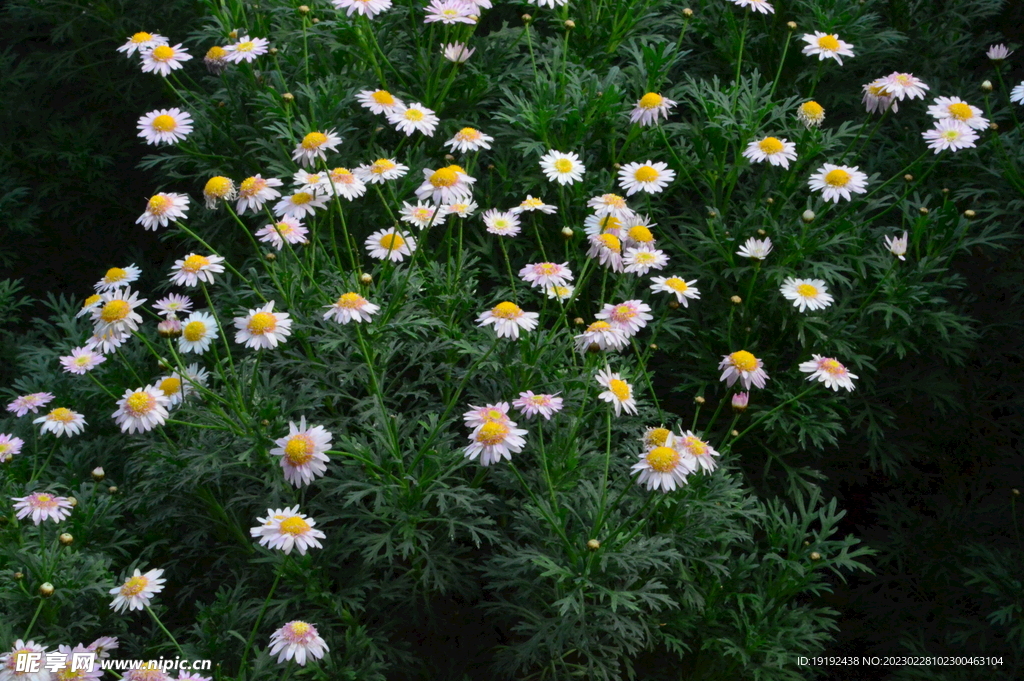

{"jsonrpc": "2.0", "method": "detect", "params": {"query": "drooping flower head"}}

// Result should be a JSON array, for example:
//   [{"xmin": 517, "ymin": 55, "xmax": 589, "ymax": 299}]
[
  {"xmin": 323, "ymin": 292, "xmax": 379, "ymax": 325},
  {"xmin": 796, "ymin": 101, "xmax": 825, "ymax": 128},
  {"xmin": 137, "ymin": 193, "xmax": 189, "ymax": 230}
]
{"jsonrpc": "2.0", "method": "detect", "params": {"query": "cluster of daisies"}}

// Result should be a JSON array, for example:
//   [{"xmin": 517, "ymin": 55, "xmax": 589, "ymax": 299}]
[{"xmin": 0, "ymin": 636, "xmax": 213, "ymax": 681}]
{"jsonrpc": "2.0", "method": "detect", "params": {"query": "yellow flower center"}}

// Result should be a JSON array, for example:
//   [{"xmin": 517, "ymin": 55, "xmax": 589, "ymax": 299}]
[
  {"xmin": 331, "ymin": 168, "xmax": 354, "ymax": 182},
  {"xmin": 147, "ymin": 194, "xmax": 171, "ymax": 214},
  {"xmin": 523, "ymin": 197, "xmax": 544, "ymax": 208},
  {"xmin": 947, "ymin": 102, "xmax": 973, "ymax": 120},
  {"xmin": 820, "ymin": 359, "xmax": 843, "ymax": 375},
  {"xmin": 204, "ymin": 176, "xmax": 233, "ymax": 198},
  {"xmin": 83, "ymin": 294, "xmax": 101, "ymax": 308},
  {"xmin": 372, "ymin": 90, "xmax": 395, "ymax": 105},
  {"xmin": 587, "ymin": 321, "xmax": 612, "ymax": 333},
  {"xmin": 182, "ymin": 254, "xmax": 210, "ymax": 273},
  {"xmin": 491, "ymin": 301, "xmax": 523, "ymax": 319},
  {"xmin": 485, "ymin": 409, "xmax": 504, "ymax": 421},
  {"xmin": 120, "ymin": 575, "xmax": 149, "ymax": 597},
  {"xmin": 183, "ymin": 321, "xmax": 207, "ymax": 342},
  {"xmin": 291, "ymin": 192, "xmax": 313, "ymax": 205},
  {"xmin": 104, "ymin": 267, "xmax": 128, "ymax": 283},
  {"xmin": 609, "ymin": 379, "xmax": 631, "ymax": 401},
  {"xmin": 247, "ymin": 312, "xmax": 277, "ymax": 334},
  {"xmin": 301, "ymin": 132, "xmax": 328, "ymax": 149},
  {"xmin": 235, "ymin": 40, "xmax": 255, "ymax": 52},
  {"xmin": 151, "ymin": 114, "xmax": 177, "ymax": 132},
  {"xmin": 941, "ymin": 129, "xmax": 961, "ymax": 141},
  {"xmin": 553, "ymin": 158, "xmax": 574, "ymax": 173},
  {"xmin": 627, "ymin": 225, "xmax": 654, "ymax": 242},
  {"xmin": 131, "ymin": 32, "xmax": 153, "ymax": 43},
  {"xmin": 758, "ymin": 137, "xmax": 784, "ymax": 154},
  {"xmin": 633, "ymin": 251, "xmax": 656, "ymax": 264},
  {"xmin": 602, "ymin": 193, "xmax": 627, "ymax": 208},
  {"xmin": 371, "ymin": 158, "xmax": 396, "ymax": 174},
  {"xmin": 430, "ymin": 167, "xmax": 460, "ymax": 187},
  {"xmin": 868, "ymin": 83, "xmax": 888, "ymax": 96},
  {"xmin": 537, "ymin": 263, "xmax": 557, "ymax": 274},
  {"xmin": 476, "ymin": 421, "xmax": 510, "ymax": 446},
  {"xmin": 646, "ymin": 446, "xmax": 679, "ymax": 473},
  {"xmin": 239, "ymin": 176, "xmax": 263, "ymax": 195},
  {"xmin": 645, "ymin": 427, "xmax": 671, "ymax": 447},
  {"xmin": 284, "ymin": 435, "xmax": 315, "ymax": 465},
  {"xmin": 800, "ymin": 101, "xmax": 824, "ymax": 118},
  {"xmin": 634, "ymin": 165, "xmax": 659, "ymax": 183},
  {"xmin": 336, "ymin": 292, "xmax": 364, "ymax": 309},
  {"xmin": 404, "ymin": 108, "xmax": 425, "ymax": 122},
  {"xmin": 825, "ymin": 169, "xmax": 851, "ymax": 186},
  {"xmin": 379, "ymin": 233, "xmax": 404, "ymax": 250},
  {"xmin": 159, "ymin": 377, "xmax": 182, "ymax": 396},
  {"xmin": 817, "ymin": 35, "xmax": 840, "ymax": 51},
  {"xmin": 151, "ymin": 45, "xmax": 175, "ymax": 61},
  {"xmin": 796, "ymin": 283, "xmax": 819, "ymax": 297},
  {"xmin": 457, "ymin": 127, "xmax": 481, "ymax": 142},
  {"xmin": 37, "ymin": 494, "xmax": 52, "ymax": 503},
  {"xmin": 639, "ymin": 92, "xmax": 664, "ymax": 109},
  {"xmin": 74, "ymin": 355, "xmax": 93, "ymax": 367},
  {"xmin": 280, "ymin": 516, "xmax": 310, "ymax": 535},
  {"xmin": 290, "ymin": 621, "xmax": 312, "ymax": 635},
  {"xmin": 49, "ymin": 408, "xmax": 75, "ymax": 423},
  {"xmin": 125, "ymin": 391, "xmax": 154, "ymax": 414},
  {"xmin": 664, "ymin": 277, "xmax": 688, "ymax": 292},
  {"xmin": 597, "ymin": 233, "xmax": 621, "ymax": 252},
  {"xmin": 613, "ymin": 304, "xmax": 636, "ymax": 320},
  {"xmin": 682, "ymin": 435, "xmax": 708, "ymax": 456},
  {"xmin": 100, "ymin": 299, "xmax": 130, "ymax": 322},
  {"xmin": 206, "ymin": 45, "xmax": 227, "ymax": 60},
  {"xmin": 730, "ymin": 350, "xmax": 758, "ymax": 372},
  {"xmin": 529, "ymin": 395, "xmax": 547, "ymax": 404}
]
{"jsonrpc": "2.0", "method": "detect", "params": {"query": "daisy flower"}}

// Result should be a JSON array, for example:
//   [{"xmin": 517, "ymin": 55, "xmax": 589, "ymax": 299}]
[
  {"xmin": 801, "ymin": 32, "xmax": 854, "ymax": 65},
  {"xmin": 650, "ymin": 276, "xmax": 700, "ymax": 306},
  {"xmin": 631, "ymin": 442, "xmax": 695, "ymax": 492},
  {"xmin": 137, "ymin": 108, "xmax": 193, "ymax": 145},
  {"xmin": 91, "ymin": 287, "xmax": 146, "ymax": 337},
  {"xmin": 587, "ymin": 193, "xmax": 634, "ymax": 219},
  {"xmin": 879, "ymin": 72, "xmax": 930, "ymax": 101},
  {"xmin": 927, "ymin": 96, "xmax": 989, "ymax": 129},
  {"xmin": 797, "ymin": 100, "xmax": 825, "ymax": 128},
  {"xmin": 732, "ymin": 393, "xmax": 749, "ymax": 411},
  {"xmin": 718, "ymin": 350, "xmax": 769, "ymax": 390},
  {"xmin": 476, "ymin": 302, "xmax": 539, "ymax": 340},
  {"xmin": 95, "ymin": 264, "xmax": 141, "ymax": 292},
  {"xmin": 442, "ymin": 42, "xmax": 475, "ymax": 63},
  {"xmin": 424, "ymin": 0, "xmax": 477, "ymax": 24},
  {"xmin": 292, "ymin": 170, "xmax": 329, "ymax": 195},
  {"xmin": 464, "ymin": 419, "xmax": 528, "ymax": 466},
  {"xmin": 1, "ymin": 639, "xmax": 51, "ymax": 681},
  {"xmin": 528, "ymin": 0, "xmax": 568, "ymax": 7},
  {"xmin": 510, "ymin": 195, "xmax": 557, "ymax": 214},
  {"xmin": 355, "ymin": 157, "xmax": 409, "ymax": 183},
  {"xmin": 595, "ymin": 368, "xmax": 638, "ymax": 417},
  {"xmin": 113, "ymin": 386, "xmax": 170, "ymax": 434},
  {"xmin": 416, "ymin": 166, "xmax": 476, "ymax": 205},
  {"xmin": 256, "ymin": 217, "xmax": 309, "ymax": 250},
  {"xmin": 445, "ymin": 127, "xmax": 493, "ymax": 153},
  {"xmin": 203, "ymin": 176, "xmax": 236, "ymax": 209},
  {"xmin": 335, "ymin": 0, "xmax": 393, "ymax": 19},
  {"xmin": 512, "ymin": 392, "xmax": 563, "ymax": 420},
  {"xmin": 50, "ymin": 644, "xmax": 104, "ymax": 681},
  {"xmin": 387, "ymin": 102, "xmax": 439, "ymax": 136},
  {"xmin": 0, "ymin": 434, "xmax": 24, "ymax": 462},
  {"xmin": 6, "ymin": 392, "xmax": 54, "ymax": 418},
  {"xmin": 269, "ymin": 621, "xmax": 330, "ymax": 666},
  {"xmin": 117, "ymin": 32, "xmax": 168, "ymax": 57},
  {"xmin": 137, "ymin": 192, "xmax": 189, "ymax": 230},
  {"xmin": 729, "ymin": 0, "xmax": 774, "ymax": 14},
  {"xmin": 326, "ymin": 167, "xmax": 367, "ymax": 200},
  {"xmin": 125, "ymin": 663, "xmax": 172, "ymax": 681},
  {"xmin": 12, "ymin": 492, "xmax": 73, "ymax": 525},
  {"xmin": 236, "ymin": 175, "xmax": 284, "ymax": 214},
  {"xmin": 1012, "ymin": 82, "xmax": 1024, "ymax": 105},
  {"xmin": 169, "ymin": 254, "xmax": 226, "ymax": 287},
  {"xmin": 586, "ymin": 233, "xmax": 624, "ymax": 272},
  {"xmin": 736, "ymin": 236, "xmax": 773, "ymax": 260},
  {"xmin": 140, "ymin": 43, "xmax": 192, "ymax": 77},
  {"xmin": 584, "ymin": 214, "xmax": 624, "ymax": 237},
  {"xmin": 109, "ymin": 568, "xmax": 166, "ymax": 613},
  {"xmin": 251, "ymin": 506, "xmax": 326, "ymax": 555},
  {"xmin": 780, "ymin": 277, "xmax": 833, "ymax": 312},
  {"xmin": 623, "ymin": 246, "xmax": 668, "ymax": 275},
  {"xmin": 78, "ymin": 293, "xmax": 103, "ymax": 319},
  {"xmin": 618, "ymin": 160, "xmax": 675, "ymax": 195},
  {"xmin": 482, "ymin": 209, "xmax": 521, "ymax": 237},
  {"xmin": 622, "ymin": 217, "xmax": 657, "ymax": 246},
  {"xmin": 923, "ymin": 120, "xmax": 979, "ymax": 153},
  {"xmin": 60, "ymin": 347, "xmax": 107, "ymax": 375},
  {"xmin": 519, "ymin": 262, "xmax": 573, "ymax": 289},
  {"xmin": 179, "ymin": 311, "xmax": 219, "ymax": 354},
  {"xmin": 799, "ymin": 354, "xmax": 859, "ymax": 392},
  {"xmin": 155, "ymin": 370, "xmax": 196, "ymax": 408},
  {"xmin": 270, "ymin": 417, "xmax": 332, "ymax": 488},
  {"xmin": 885, "ymin": 231, "xmax": 908, "ymax": 260},
  {"xmin": 273, "ymin": 191, "xmax": 329, "ymax": 220},
  {"xmin": 234, "ymin": 301, "xmax": 292, "ymax": 350},
  {"xmin": 400, "ymin": 201, "xmax": 447, "ymax": 229},
  {"xmin": 641, "ymin": 426, "xmax": 672, "ymax": 450},
  {"xmin": 630, "ymin": 92, "xmax": 677, "ymax": 126},
  {"xmin": 546, "ymin": 284, "xmax": 574, "ymax": 300},
  {"xmin": 87, "ymin": 636, "xmax": 119, "ymax": 660},
  {"xmin": 539, "ymin": 150, "xmax": 586, "ymax": 185},
  {"xmin": 366, "ymin": 228, "xmax": 416, "ymax": 261},
  {"xmin": 224, "ymin": 35, "xmax": 269, "ymax": 63},
  {"xmin": 445, "ymin": 201, "xmax": 478, "ymax": 218},
  {"xmin": 675, "ymin": 431, "xmax": 720, "ymax": 473},
  {"xmin": 356, "ymin": 89, "xmax": 403, "ymax": 115},
  {"xmin": 324, "ymin": 292, "xmax": 379, "ymax": 324},
  {"xmin": 574, "ymin": 320, "xmax": 629, "ymax": 354},
  {"xmin": 808, "ymin": 164, "xmax": 868, "ymax": 203},
  {"xmin": 742, "ymin": 136, "xmax": 798, "ymax": 168},
  {"xmin": 26, "ymin": 406, "xmax": 83, "ymax": 438},
  {"xmin": 204, "ymin": 45, "xmax": 229, "ymax": 74},
  {"xmin": 85, "ymin": 329, "xmax": 129, "ymax": 355},
  {"xmin": 463, "ymin": 402, "xmax": 511, "ymax": 429},
  {"xmin": 595, "ymin": 300, "xmax": 653, "ymax": 336},
  {"xmin": 291, "ymin": 130, "xmax": 342, "ymax": 167},
  {"xmin": 862, "ymin": 79, "xmax": 899, "ymax": 114},
  {"xmin": 987, "ymin": 44, "xmax": 1012, "ymax": 61}
]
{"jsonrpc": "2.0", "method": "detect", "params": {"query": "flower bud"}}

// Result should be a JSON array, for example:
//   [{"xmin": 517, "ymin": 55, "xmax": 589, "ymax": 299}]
[
  {"xmin": 981, "ymin": 80, "xmax": 993, "ymax": 92},
  {"xmin": 260, "ymin": 419, "xmax": 271, "ymax": 427},
  {"xmin": 587, "ymin": 538, "xmax": 601, "ymax": 550},
  {"xmin": 561, "ymin": 226, "xmax": 574, "ymax": 239},
  {"xmin": 564, "ymin": 20, "xmax": 575, "ymax": 29},
  {"xmin": 59, "ymin": 533, "xmax": 74, "ymax": 546},
  {"xmin": 694, "ymin": 396, "xmax": 705, "ymax": 405},
  {"xmin": 92, "ymin": 467, "xmax": 105, "ymax": 481},
  {"xmin": 282, "ymin": 92, "xmax": 294, "ymax": 102},
  {"xmin": 311, "ymin": 17, "xmax": 320, "ymax": 23},
  {"xmin": 803, "ymin": 540, "xmax": 810, "ymax": 547},
  {"xmin": 229, "ymin": 30, "xmax": 238, "ymax": 40},
  {"xmin": 731, "ymin": 295, "xmax": 742, "ymax": 304},
  {"xmin": 39, "ymin": 582, "xmax": 55, "ymax": 597},
  {"xmin": 587, "ymin": 343, "xmax": 601, "ymax": 354},
  {"xmin": 649, "ymin": 343, "xmax": 658, "ymax": 350},
  {"xmin": 521, "ymin": 13, "xmax": 532, "ymax": 22},
  {"xmin": 13, "ymin": 572, "xmax": 23, "ymax": 581},
  {"xmin": 444, "ymin": 154, "xmax": 455, "ymax": 162},
  {"xmin": 265, "ymin": 252, "xmax": 276, "ymax": 261},
  {"xmin": 919, "ymin": 206, "xmax": 929, "ymax": 215},
  {"xmin": 613, "ymin": 163, "xmax": 621, "ymax": 170},
  {"xmin": 574, "ymin": 317, "xmax": 585, "ymax": 326},
  {"xmin": 487, "ymin": 164, "xmax": 495, "ymax": 170},
  {"xmin": 108, "ymin": 486, "xmax": 118, "ymax": 494},
  {"xmin": 809, "ymin": 552, "xmax": 822, "ymax": 561},
  {"xmin": 765, "ymin": 197, "xmax": 774, "ymax": 204},
  {"xmin": 668, "ymin": 301, "xmax": 680, "ymax": 309},
  {"xmin": 964, "ymin": 209, "xmax": 976, "ymax": 218},
  {"xmin": 157, "ymin": 318, "xmax": 182, "ymax": 338},
  {"xmin": 989, "ymin": 122, "xmax": 999, "ymax": 131},
  {"xmin": 356, "ymin": 273, "xmax": 372, "ymax": 286},
  {"xmin": 801, "ymin": 209, "xmax": 815, "ymax": 223},
  {"xmin": 66, "ymin": 497, "xmax": 77, "ymax": 507},
  {"xmin": 786, "ymin": 21, "xmax": 797, "ymax": 30},
  {"xmin": 682, "ymin": 8, "xmax": 693, "ymax": 17},
  {"xmin": 268, "ymin": 47, "xmax": 278, "ymax": 55},
  {"xmin": 1013, "ymin": 488, "xmax": 1020, "ymax": 496},
  {"xmin": 904, "ymin": 174, "xmax": 913, "ymax": 181},
  {"xmin": 757, "ymin": 228, "xmax": 766, "ymax": 236},
  {"xmin": 731, "ymin": 429, "xmax": 739, "ymax": 437},
  {"xmin": 732, "ymin": 392, "xmax": 749, "ymax": 412},
  {"xmin": 707, "ymin": 210, "xmax": 717, "ymax": 218}
]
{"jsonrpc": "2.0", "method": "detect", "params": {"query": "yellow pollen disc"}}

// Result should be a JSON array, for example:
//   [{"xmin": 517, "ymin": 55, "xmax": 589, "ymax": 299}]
[
  {"xmin": 291, "ymin": 192, "xmax": 313, "ymax": 205},
  {"xmin": 183, "ymin": 321, "xmax": 206, "ymax": 341},
  {"xmin": 758, "ymin": 137, "xmax": 784, "ymax": 154},
  {"xmin": 147, "ymin": 195, "xmax": 171, "ymax": 214},
  {"xmin": 371, "ymin": 158, "xmax": 396, "ymax": 173},
  {"xmin": 600, "ymin": 216, "xmax": 621, "ymax": 231},
  {"xmin": 235, "ymin": 41, "xmax": 255, "ymax": 52},
  {"xmin": 151, "ymin": 115, "xmax": 177, "ymax": 132},
  {"xmin": 587, "ymin": 321, "xmax": 612, "ymax": 332},
  {"xmin": 868, "ymin": 84, "xmax": 887, "ymax": 96},
  {"xmin": 458, "ymin": 127, "xmax": 481, "ymax": 140},
  {"xmin": 151, "ymin": 45, "xmax": 175, "ymax": 61},
  {"xmin": 206, "ymin": 46, "xmax": 227, "ymax": 60},
  {"xmin": 159, "ymin": 377, "xmax": 182, "ymax": 396},
  {"xmin": 824, "ymin": 169, "xmax": 850, "ymax": 186},
  {"xmin": 404, "ymin": 108, "xmax": 425, "ymax": 121},
  {"xmin": 613, "ymin": 304, "xmax": 636, "ymax": 320},
  {"xmin": 131, "ymin": 32, "xmax": 153, "ymax": 43},
  {"xmin": 598, "ymin": 233, "xmax": 621, "ymax": 252},
  {"xmin": 331, "ymin": 168, "xmax": 353, "ymax": 182},
  {"xmin": 603, "ymin": 194, "xmax": 626, "ymax": 207},
  {"xmin": 553, "ymin": 158, "xmax": 574, "ymax": 173},
  {"xmin": 896, "ymin": 74, "xmax": 911, "ymax": 85},
  {"xmin": 120, "ymin": 575, "xmax": 149, "ymax": 597},
  {"xmin": 379, "ymin": 233, "xmax": 405, "ymax": 250},
  {"xmin": 182, "ymin": 254, "xmax": 210, "ymax": 273},
  {"xmin": 301, "ymin": 132, "xmax": 328, "ymax": 149},
  {"xmin": 336, "ymin": 292, "xmax": 363, "ymax": 309},
  {"xmin": 639, "ymin": 92, "xmax": 664, "ymax": 109},
  {"xmin": 730, "ymin": 350, "xmax": 758, "ymax": 372},
  {"xmin": 280, "ymin": 516, "xmax": 310, "ymax": 535},
  {"xmin": 284, "ymin": 435, "xmax": 315, "ymax": 465},
  {"xmin": 83, "ymin": 294, "xmax": 101, "ymax": 308},
  {"xmin": 634, "ymin": 252, "xmax": 656, "ymax": 263},
  {"xmin": 821, "ymin": 359, "xmax": 843, "ymax": 375},
  {"xmin": 682, "ymin": 435, "xmax": 707, "ymax": 456},
  {"xmin": 796, "ymin": 283, "xmax": 818, "ymax": 297},
  {"xmin": 634, "ymin": 165, "xmax": 659, "ymax": 183},
  {"xmin": 800, "ymin": 101, "xmax": 824, "ymax": 117},
  {"xmin": 529, "ymin": 396, "xmax": 547, "ymax": 404},
  {"xmin": 239, "ymin": 177, "xmax": 261, "ymax": 194},
  {"xmin": 538, "ymin": 263, "xmax": 556, "ymax": 274},
  {"xmin": 104, "ymin": 267, "xmax": 127, "ymax": 283},
  {"xmin": 430, "ymin": 167, "xmax": 459, "ymax": 187},
  {"xmin": 947, "ymin": 102, "xmax": 973, "ymax": 120},
  {"xmin": 476, "ymin": 421, "xmax": 510, "ymax": 446},
  {"xmin": 372, "ymin": 90, "xmax": 395, "ymax": 105},
  {"xmin": 204, "ymin": 176, "xmax": 233, "ymax": 197},
  {"xmin": 645, "ymin": 427, "xmax": 670, "ymax": 447},
  {"xmin": 491, "ymin": 301, "xmax": 522, "ymax": 319},
  {"xmin": 74, "ymin": 356, "xmax": 92, "ymax": 366},
  {"xmin": 125, "ymin": 392, "xmax": 153, "ymax": 414},
  {"xmin": 247, "ymin": 312, "xmax": 277, "ymax": 334},
  {"xmin": 609, "ymin": 379, "xmax": 631, "ymax": 401},
  {"xmin": 817, "ymin": 35, "xmax": 840, "ymax": 51},
  {"xmin": 37, "ymin": 494, "xmax": 52, "ymax": 502},
  {"xmin": 627, "ymin": 225, "xmax": 654, "ymax": 242},
  {"xmin": 49, "ymin": 408, "xmax": 74, "ymax": 422},
  {"xmin": 290, "ymin": 621, "xmax": 312, "ymax": 635},
  {"xmin": 100, "ymin": 299, "xmax": 131, "ymax": 322},
  {"xmin": 485, "ymin": 409, "xmax": 504, "ymax": 420},
  {"xmin": 665, "ymin": 277, "xmax": 688, "ymax": 292},
  {"xmin": 646, "ymin": 446, "xmax": 679, "ymax": 473}
]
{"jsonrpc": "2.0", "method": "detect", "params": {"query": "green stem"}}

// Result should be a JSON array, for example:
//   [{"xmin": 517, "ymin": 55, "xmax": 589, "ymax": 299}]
[
  {"xmin": 145, "ymin": 604, "xmax": 186, "ymax": 657},
  {"xmin": 238, "ymin": 561, "xmax": 285, "ymax": 674}
]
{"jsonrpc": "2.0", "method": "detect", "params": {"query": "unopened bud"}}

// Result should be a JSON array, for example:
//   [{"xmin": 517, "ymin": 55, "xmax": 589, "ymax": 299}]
[
  {"xmin": 757, "ymin": 228, "xmax": 766, "ymax": 236},
  {"xmin": 39, "ymin": 582, "xmax": 55, "ymax": 597},
  {"xmin": 765, "ymin": 197, "xmax": 774, "ymax": 204},
  {"xmin": 521, "ymin": 13, "xmax": 532, "ymax": 22},
  {"xmin": 981, "ymin": 80, "xmax": 993, "ymax": 92},
  {"xmin": 586, "ymin": 538, "xmax": 601, "ymax": 550},
  {"xmin": 649, "ymin": 343, "xmax": 657, "ymax": 350},
  {"xmin": 108, "ymin": 486, "xmax": 118, "ymax": 494},
  {"xmin": 613, "ymin": 163, "xmax": 621, "ymax": 169},
  {"xmin": 803, "ymin": 540, "xmax": 810, "ymax": 547},
  {"xmin": 564, "ymin": 19, "xmax": 575, "ymax": 29},
  {"xmin": 919, "ymin": 206, "xmax": 929, "ymax": 215},
  {"xmin": 561, "ymin": 226, "xmax": 574, "ymax": 239},
  {"xmin": 587, "ymin": 343, "xmax": 601, "ymax": 354},
  {"xmin": 707, "ymin": 210, "xmax": 717, "ymax": 218},
  {"xmin": 989, "ymin": 122, "xmax": 999, "ymax": 131},
  {"xmin": 66, "ymin": 497, "xmax": 77, "ymax": 508},
  {"xmin": 731, "ymin": 429, "xmax": 739, "ymax": 437},
  {"xmin": 786, "ymin": 21, "xmax": 797, "ymax": 30},
  {"xmin": 59, "ymin": 533, "xmax": 74, "ymax": 546},
  {"xmin": 1013, "ymin": 488, "xmax": 1020, "ymax": 496},
  {"xmin": 265, "ymin": 252, "xmax": 276, "ymax": 261},
  {"xmin": 157, "ymin": 318, "xmax": 182, "ymax": 338},
  {"xmin": 13, "ymin": 572, "xmax": 23, "ymax": 581},
  {"xmin": 810, "ymin": 552, "xmax": 822, "ymax": 561},
  {"xmin": 444, "ymin": 154, "xmax": 455, "ymax": 162},
  {"xmin": 964, "ymin": 209, "xmax": 976, "ymax": 218},
  {"xmin": 217, "ymin": 101, "xmax": 226, "ymax": 108},
  {"xmin": 731, "ymin": 295, "xmax": 742, "ymax": 304},
  {"xmin": 732, "ymin": 392, "xmax": 749, "ymax": 412},
  {"xmin": 92, "ymin": 467, "xmax": 105, "ymax": 481},
  {"xmin": 801, "ymin": 209, "xmax": 815, "ymax": 223},
  {"xmin": 683, "ymin": 8, "xmax": 693, "ymax": 17},
  {"xmin": 311, "ymin": 17, "xmax": 320, "ymax": 23},
  {"xmin": 268, "ymin": 47, "xmax": 278, "ymax": 55},
  {"xmin": 904, "ymin": 174, "xmax": 913, "ymax": 181},
  {"xmin": 282, "ymin": 92, "xmax": 294, "ymax": 102},
  {"xmin": 229, "ymin": 30, "xmax": 239, "ymax": 39},
  {"xmin": 487, "ymin": 164, "xmax": 495, "ymax": 170},
  {"xmin": 260, "ymin": 419, "xmax": 271, "ymax": 427},
  {"xmin": 694, "ymin": 396, "xmax": 705, "ymax": 405},
  {"xmin": 574, "ymin": 317, "xmax": 585, "ymax": 326},
  {"xmin": 374, "ymin": 125, "xmax": 384, "ymax": 133},
  {"xmin": 668, "ymin": 301, "xmax": 680, "ymax": 309}
]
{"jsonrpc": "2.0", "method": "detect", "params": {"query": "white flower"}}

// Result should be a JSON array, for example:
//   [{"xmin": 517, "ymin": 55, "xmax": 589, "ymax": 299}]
[
  {"xmin": 595, "ymin": 300, "xmax": 653, "ymax": 336},
  {"xmin": 574, "ymin": 320, "xmax": 629, "ymax": 354},
  {"xmin": 512, "ymin": 392, "xmax": 564, "ymax": 420},
  {"xmin": 926, "ymin": 96, "xmax": 989, "ymax": 130},
  {"xmin": 482, "ymin": 209, "xmax": 521, "ymax": 236},
  {"xmin": 862, "ymin": 79, "xmax": 899, "ymax": 115},
  {"xmin": 1, "ymin": 639, "xmax": 51, "ymax": 681},
  {"xmin": 799, "ymin": 354, "xmax": 858, "ymax": 392},
  {"xmin": 95, "ymin": 264, "xmax": 142, "ymax": 292},
  {"xmin": 986, "ymin": 44, "xmax": 1012, "ymax": 61},
  {"xmin": 729, "ymin": 0, "xmax": 774, "ymax": 13},
  {"xmin": 109, "ymin": 568, "xmax": 166, "ymax": 613},
  {"xmin": 12, "ymin": 492, "xmax": 73, "ymax": 525},
  {"xmin": 879, "ymin": 72, "xmax": 930, "ymax": 101},
  {"xmin": 510, "ymin": 195, "xmax": 557, "ymax": 214},
  {"xmin": 140, "ymin": 44, "xmax": 192, "ymax": 77},
  {"xmin": 273, "ymin": 191, "xmax": 329, "ymax": 219},
  {"xmin": 922, "ymin": 119, "xmax": 979, "ymax": 154},
  {"xmin": 365, "ymin": 228, "xmax": 416, "ymax": 261},
  {"xmin": 736, "ymin": 236, "xmax": 773, "ymax": 260},
  {"xmin": 179, "ymin": 311, "xmax": 219, "ymax": 354},
  {"xmin": 169, "ymin": 254, "xmax": 226, "ymax": 287},
  {"xmin": 780, "ymin": 277, "xmax": 834, "ymax": 313},
  {"xmin": 595, "ymin": 368, "xmax": 638, "ymax": 416},
  {"xmin": 117, "ymin": 31, "xmax": 168, "ymax": 57},
  {"xmin": 586, "ymin": 233, "xmax": 624, "ymax": 272},
  {"xmin": 527, "ymin": 0, "xmax": 568, "ymax": 7},
  {"xmin": 91, "ymin": 287, "xmax": 146, "ymax": 337},
  {"xmin": 623, "ymin": 246, "xmax": 668, "ymax": 275},
  {"xmin": 112, "ymin": 386, "xmax": 171, "ymax": 434},
  {"xmin": 808, "ymin": 164, "xmax": 868, "ymax": 203},
  {"xmin": 618, "ymin": 161, "xmax": 675, "ymax": 195},
  {"xmin": 251, "ymin": 506, "xmax": 326, "ymax": 555},
  {"xmin": 224, "ymin": 35, "xmax": 269, "ymax": 63},
  {"xmin": 800, "ymin": 32, "xmax": 854, "ymax": 65},
  {"xmin": 326, "ymin": 167, "xmax": 367, "ymax": 200},
  {"xmin": 631, "ymin": 442, "xmax": 695, "ymax": 492},
  {"xmin": 742, "ymin": 136, "xmax": 797, "ymax": 168},
  {"xmin": 587, "ymin": 193, "xmax": 633, "ymax": 219},
  {"xmin": 630, "ymin": 92, "xmax": 676, "ymax": 126},
  {"xmin": 270, "ymin": 417, "xmax": 332, "ymax": 488},
  {"xmin": 650, "ymin": 276, "xmax": 700, "ymax": 306},
  {"xmin": 424, "ymin": 0, "xmax": 477, "ymax": 24},
  {"xmin": 233, "ymin": 301, "xmax": 293, "ymax": 350},
  {"xmin": 334, "ymin": 0, "xmax": 393, "ymax": 19},
  {"xmin": 442, "ymin": 42, "xmax": 475, "ymax": 63},
  {"xmin": 476, "ymin": 302, "xmax": 539, "ymax": 339},
  {"xmin": 885, "ymin": 231, "xmax": 908, "ymax": 260},
  {"xmin": 236, "ymin": 175, "xmax": 284, "ymax": 213},
  {"xmin": 676, "ymin": 431, "xmax": 720, "ymax": 474},
  {"xmin": 464, "ymin": 419, "xmax": 528, "ymax": 466},
  {"xmin": 1012, "ymin": 81, "xmax": 1024, "ymax": 105},
  {"xmin": 545, "ymin": 284, "xmax": 574, "ymax": 300},
  {"xmin": 463, "ymin": 402, "xmax": 511, "ymax": 429},
  {"xmin": 137, "ymin": 108, "xmax": 193, "ymax": 145},
  {"xmin": 387, "ymin": 102, "xmax": 439, "ymax": 136},
  {"xmin": 445, "ymin": 127, "xmax": 492, "ymax": 153},
  {"xmin": 323, "ymin": 292, "xmax": 379, "ymax": 324},
  {"xmin": 137, "ymin": 193, "xmax": 189, "ymax": 230},
  {"xmin": 60, "ymin": 347, "xmax": 107, "ymax": 375},
  {"xmin": 519, "ymin": 262, "xmax": 573, "ymax": 289},
  {"xmin": 269, "ymin": 621, "xmax": 330, "ymax": 666},
  {"xmin": 445, "ymin": 201, "xmax": 478, "ymax": 218},
  {"xmin": 400, "ymin": 201, "xmax": 447, "ymax": 229},
  {"xmin": 797, "ymin": 100, "xmax": 826, "ymax": 128},
  {"xmin": 256, "ymin": 217, "xmax": 309, "ymax": 250},
  {"xmin": 415, "ymin": 166, "xmax": 476, "ymax": 205},
  {"xmin": 539, "ymin": 150, "xmax": 585, "ymax": 185},
  {"xmin": 718, "ymin": 350, "xmax": 769, "ymax": 390},
  {"xmin": 291, "ymin": 130, "xmax": 343, "ymax": 167},
  {"xmin": 356, "ymin": 89, "xmax": 403, "ymax": 114}
]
